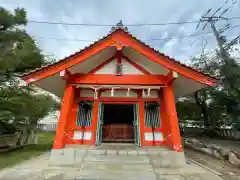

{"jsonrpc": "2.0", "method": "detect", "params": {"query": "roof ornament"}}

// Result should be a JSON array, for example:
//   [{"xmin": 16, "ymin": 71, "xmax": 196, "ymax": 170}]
[{"xmin": 111, "ymin": 20, "xmax": 128, "ymax": 32}]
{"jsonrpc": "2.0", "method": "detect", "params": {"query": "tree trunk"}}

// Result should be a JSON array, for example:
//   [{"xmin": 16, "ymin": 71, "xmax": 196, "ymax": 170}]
[{"xmin": 194, "ymin": 91, "xmax": 211, "ymax": 128}]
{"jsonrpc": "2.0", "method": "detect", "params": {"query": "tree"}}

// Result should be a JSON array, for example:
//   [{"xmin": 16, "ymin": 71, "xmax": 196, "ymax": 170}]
[
  {"xmin": 0, "ymin": 84, "xmax": 59, "ymax": 125},
  {"xmin": 211, "ymin": 50, "xmax": 240, "ymax": 127},
  {"xmin": 177, "ymin": 38, "xmax": 240, "ymax": 130},
  {"xmin": 0, "ymin": 7, "xmax": 48, "ymax": 83},
  {"xmin": 0, "ymin": 7, "xmax": 59, "ymax": 126}
]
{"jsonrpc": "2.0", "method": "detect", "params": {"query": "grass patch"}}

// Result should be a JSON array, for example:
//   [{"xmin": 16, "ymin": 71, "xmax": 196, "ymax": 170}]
[{"xmin": 0, "ymin": 131, "xmax": 55, "ymax": 169}]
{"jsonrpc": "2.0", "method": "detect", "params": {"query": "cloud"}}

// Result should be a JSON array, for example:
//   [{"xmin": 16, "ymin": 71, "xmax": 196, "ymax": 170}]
[
  {"xmin": 2, "ymin": 0, "xmax": 239, "ymax": 123},
  {"xmin": 1, "ymin": 0, "xmax": 239, "ymax": 62}
]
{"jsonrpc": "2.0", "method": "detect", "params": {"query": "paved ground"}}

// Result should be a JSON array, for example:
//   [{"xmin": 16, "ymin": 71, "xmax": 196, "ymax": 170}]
[
  {"xmin": 185, "ymin": 149, "xmax": 240, "ymax": 180},
  {"xmin": 0, "ymin": 144, "xmax": 224, "ymax": 180}
]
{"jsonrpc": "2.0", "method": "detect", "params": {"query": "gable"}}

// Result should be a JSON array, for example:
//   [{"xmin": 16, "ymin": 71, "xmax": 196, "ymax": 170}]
[
  {"xmin": 22, "ymin": 26, "xmax": 217, "ymax": 98},
  {"xmin": 123, "ymin": 48, "xmax": 169, "ymax": 75},
  {"xmin": 23, "ymin": 28, "xmax": 216, "ymax": 86},
  {"xmin": 94, "ymin": 59, "xmax": 144, "ymax": 75}
]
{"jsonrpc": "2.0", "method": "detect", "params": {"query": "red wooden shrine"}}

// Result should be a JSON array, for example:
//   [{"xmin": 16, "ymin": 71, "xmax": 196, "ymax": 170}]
[{"xmin": 22, "ymin": 22, "xmax": 217, "ymax": 152}]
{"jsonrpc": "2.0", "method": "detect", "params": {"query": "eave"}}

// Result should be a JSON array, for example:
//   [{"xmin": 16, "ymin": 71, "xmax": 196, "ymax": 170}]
[{"xmin": 21, "ymin": 24, "xmax": 218, "ymax": 98}]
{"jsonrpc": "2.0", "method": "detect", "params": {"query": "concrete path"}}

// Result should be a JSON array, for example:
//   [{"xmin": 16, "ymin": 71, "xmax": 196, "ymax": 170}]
[{"xmin": 0, "ymin": 145, "xmax": 224, "ymax": 180}]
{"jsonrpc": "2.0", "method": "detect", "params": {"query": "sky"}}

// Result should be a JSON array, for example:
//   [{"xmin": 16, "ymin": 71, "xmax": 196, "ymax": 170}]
[
  {"xmin": 1, "ymin": 0, "xmax": 240, "ymax": 124},
  {"xmin": 1, "ymin": 0, "xmax": 240, "ymax": 65}
]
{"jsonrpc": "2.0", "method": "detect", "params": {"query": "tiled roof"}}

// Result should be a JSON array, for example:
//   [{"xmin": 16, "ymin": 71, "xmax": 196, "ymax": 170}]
[{"xmin": 22, "ymin": 21, "xmax": 217, "ymax": 83}]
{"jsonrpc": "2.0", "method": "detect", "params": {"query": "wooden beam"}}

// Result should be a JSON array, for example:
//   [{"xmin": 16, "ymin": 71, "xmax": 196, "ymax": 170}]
[
  {"xmin": 88, "ymin": 55, "xmax": 116, "ymax": 74},
  {"xmin": 59, "ymin": 69, "xmax": 74, "ymax": 80},
  {"xmin": 165, "ymin": 71, "xmax": 178, "ymax": 85},
  {"xmin": 69, "ymin": 74, "xmax": 166, "ymax": 86},
  {"xmin": 123, "ymin": 55, "xmax": 151, "ymax": 75}
]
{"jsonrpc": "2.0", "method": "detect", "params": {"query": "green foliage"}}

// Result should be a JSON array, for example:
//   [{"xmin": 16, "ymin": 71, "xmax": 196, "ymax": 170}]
[
  {"xmin": 177, "ymin": 41, "xmax": 240, "ymax": 129},
  {"xmin": 176, "ymin": 96, "xmax": 203, "ymax": 121},
  {"xmin": 0, "ymin": 83, "xmax": 59, "ymax": 125},
  {"xmin": 0, "ymin": 7, "xmax": 27, "ymax": 31},
  {"xmin": 0, "ymin": 7, "xmax": 59, "ymax": 127},
  {"xmin": 0, "ymin": 7, "xmax": 45, "ymax": 83}
]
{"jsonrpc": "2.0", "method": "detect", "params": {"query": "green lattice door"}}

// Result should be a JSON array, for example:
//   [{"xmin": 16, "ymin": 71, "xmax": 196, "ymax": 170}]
[
  {"xmin": 133, "ymin": 104, "xmax": 140, "ymax": 146},
  {"xmin": 96, "ymin": 102, "xmax": 104, "ymax": 145}
]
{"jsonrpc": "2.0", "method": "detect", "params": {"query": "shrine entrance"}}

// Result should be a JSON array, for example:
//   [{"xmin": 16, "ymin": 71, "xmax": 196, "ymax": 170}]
[
  {"xmin": 23, "ymin": 22, "xmax": 217, "ymax": 153},
  {"xmin": 102, "ymin": 103, "xmax": 135, "ymax": 143}
]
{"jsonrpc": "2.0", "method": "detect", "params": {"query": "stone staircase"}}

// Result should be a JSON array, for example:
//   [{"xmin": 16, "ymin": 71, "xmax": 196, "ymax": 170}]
[
  {"xmin": 0, "ymin": 144, "xmax": 223, "ymax": 180},
  {"xmin": 51, "ymin": 143, "xmax": 186, "ymax": 167},
  {"xmin": 50, "ymin": 143, "xmax": 187, "ymax": 179}
]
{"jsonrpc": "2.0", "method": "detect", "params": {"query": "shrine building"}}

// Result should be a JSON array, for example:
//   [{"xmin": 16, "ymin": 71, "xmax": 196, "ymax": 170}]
[{"xmin": 22, "ymin": 22, "xmax": 217, "ymax": 154}]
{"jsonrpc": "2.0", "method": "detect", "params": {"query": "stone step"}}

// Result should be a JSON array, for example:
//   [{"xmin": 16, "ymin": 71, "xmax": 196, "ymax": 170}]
[
  {"xmin": 80, "ymin": 161, "xmax": 154, "ymax": 171},
  {"xmin": 83, "ymin": 154, "xmax": 151, "ymax": 164},
  {"xmin": 87, "ymin": 149, "xmax": 149, "ymax": 156},
  {"xmin": 50, "ymin": 146, "xmax": 186, "ymax": 168},
  {"xmin": 69, "ymin": 169, "xmax": 157, "ymax": 180},
  {"xmin": 87, "ymin": 145, "xmax": 170, "ymax": 156}
]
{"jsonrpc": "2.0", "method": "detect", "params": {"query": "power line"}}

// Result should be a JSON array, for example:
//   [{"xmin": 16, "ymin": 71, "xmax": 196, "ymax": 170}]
[
  {"xmin": 27, "ymin": 16, "xmax": 240, "ymax": 27},
  {"xmin": 196, "ymin": 4, "xmax": 240, "ymax": 63},
  {"xmin": 146, "ymin": 31, "xmax": 212, "ymax": 41},
  {"xmin": 32, "ymin": 32, "xmax": 212, "ymax": 43},
  {"xmin": 28, "ymin": 20, "xmax": 200, "ymax": 26},
  {"xmin": 32, "ymin": 36, "xmax": 93, "ymax": 42},
  {"xmin": 31, "ymin": 24, "xmax": 240, "ymax": 43}
]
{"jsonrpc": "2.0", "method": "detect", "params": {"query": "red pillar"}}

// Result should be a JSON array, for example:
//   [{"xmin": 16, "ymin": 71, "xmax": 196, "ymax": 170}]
[
  {"xmin": 162, "ymin": 85, "xmax": 182, "ymax": 152},
  {"xmin": 160, "ymin": 91, "xmax": 171, "ymax": 147},
  {"xmin": 53, "ymin": 85, "xmax": 75, "ymax": 149}
]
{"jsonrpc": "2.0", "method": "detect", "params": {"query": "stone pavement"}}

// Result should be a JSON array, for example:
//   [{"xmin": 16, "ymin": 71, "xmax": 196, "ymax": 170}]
[{"xmin": 0, "ymin": 144, "xmax": 224, "ymax": 180}]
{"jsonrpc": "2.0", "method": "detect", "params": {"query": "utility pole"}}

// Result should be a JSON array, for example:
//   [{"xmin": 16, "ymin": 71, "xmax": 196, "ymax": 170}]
[
  {"xmin": 196, "ymin": 6, "xmax": 230, "ymax": 63},
  {"xmin": 196, "ymin": 0, "xmax": 239, "ymax": 62}
]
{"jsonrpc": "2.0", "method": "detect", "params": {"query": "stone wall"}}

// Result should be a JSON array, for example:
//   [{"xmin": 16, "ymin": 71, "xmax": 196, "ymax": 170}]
[
  {"xmin": 181, "ymin": 127, "xmax": 240, "ymax": 140},
  {"xmin": 184, "ymin": 138, "xmax": 240, "ymax": 167},
  {"xmin": 0, "ymin": 129, "xmax": 37, "ymax": 152}
]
